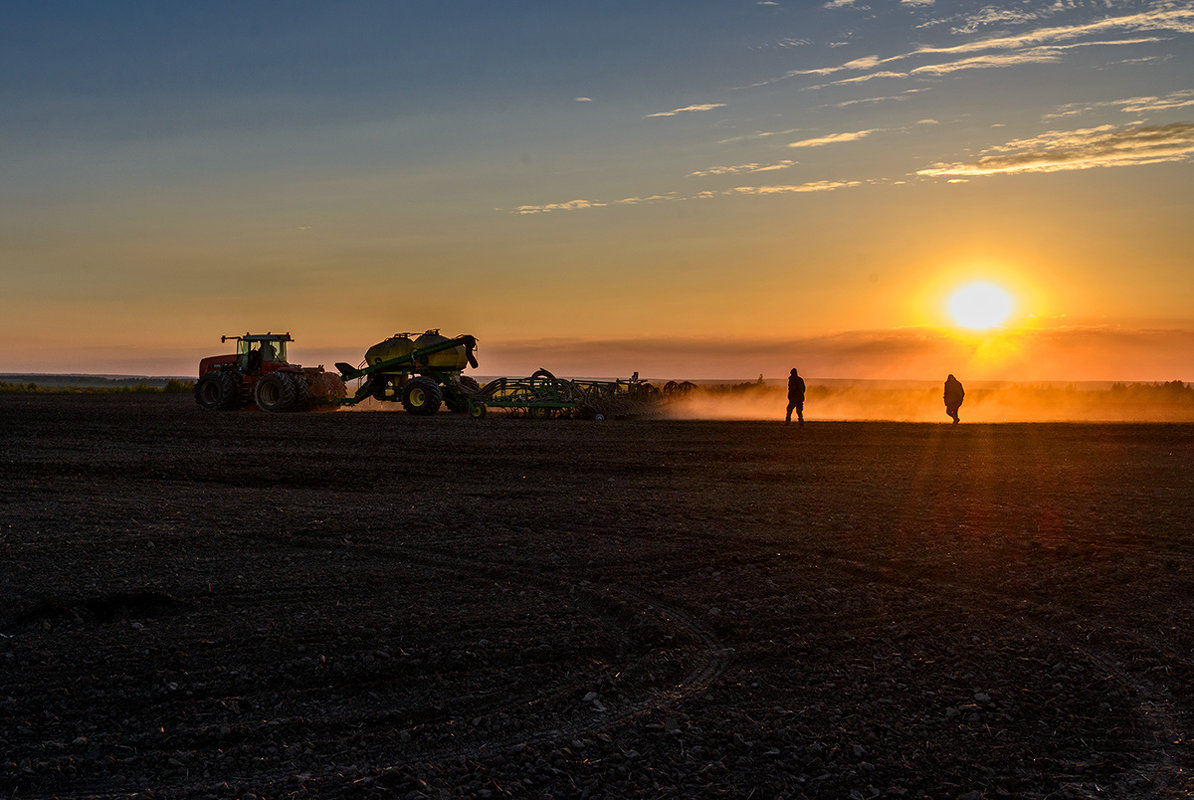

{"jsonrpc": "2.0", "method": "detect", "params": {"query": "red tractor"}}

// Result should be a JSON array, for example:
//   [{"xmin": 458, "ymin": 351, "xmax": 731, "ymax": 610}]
[{"xmin": 194, "ymin": 332, "xmax": 346, "ymax": 412}]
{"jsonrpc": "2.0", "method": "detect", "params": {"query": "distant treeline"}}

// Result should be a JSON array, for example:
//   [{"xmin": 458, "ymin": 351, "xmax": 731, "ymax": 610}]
[
  {"xmin": 0, "ymin": 379, "xmax": 194, "ymax": 395},
  {"xmin": 1108, "ymin": 379, "xmax": 1192, "ymax": 396}
]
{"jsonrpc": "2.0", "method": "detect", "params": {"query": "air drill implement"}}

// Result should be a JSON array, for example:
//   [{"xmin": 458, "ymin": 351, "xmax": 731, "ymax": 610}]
[
  {"xmin": 477, "ymin": 368, "xmax": 659, "ymax": 419},
  {"xmin": 335, "ymin": 331, "xmax": 484, "ymax": 416}
]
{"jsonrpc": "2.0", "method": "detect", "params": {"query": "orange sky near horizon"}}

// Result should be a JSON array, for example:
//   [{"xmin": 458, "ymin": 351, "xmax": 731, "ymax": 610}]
[{"xmin": 2, "ymin": 3, "xmax": 1192, "ymax": 382}]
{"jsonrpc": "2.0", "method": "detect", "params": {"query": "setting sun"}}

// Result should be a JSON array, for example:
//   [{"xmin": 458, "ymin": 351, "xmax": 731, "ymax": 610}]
[{"xmin": 947, "ymin": 282, "xmax": 1015, "ymax": 330}]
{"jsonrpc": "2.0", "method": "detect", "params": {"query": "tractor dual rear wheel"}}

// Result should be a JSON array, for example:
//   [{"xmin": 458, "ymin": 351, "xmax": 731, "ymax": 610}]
[
  {"xmin": 195, "ymin": 370, "xmax": 242, "ymax": 411},
  {"xmin": 402, "ymin": 376, "xmax": 442, "ymax": 416},
  {"xmin": 254, "ymin": 372, "xmax": 302, "ymax": 413}
]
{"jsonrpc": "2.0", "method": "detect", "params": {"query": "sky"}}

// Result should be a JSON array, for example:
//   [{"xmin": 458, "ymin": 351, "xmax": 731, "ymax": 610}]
[{"xmin": 2, "ymin": 0, "xmax": 1192, "ymax": 381}]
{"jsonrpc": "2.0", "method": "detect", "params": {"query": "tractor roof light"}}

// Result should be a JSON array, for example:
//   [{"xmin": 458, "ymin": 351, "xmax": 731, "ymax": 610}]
[{"xmin": 221, "ymin": 332, "xmax": 294, "ymax": 344}]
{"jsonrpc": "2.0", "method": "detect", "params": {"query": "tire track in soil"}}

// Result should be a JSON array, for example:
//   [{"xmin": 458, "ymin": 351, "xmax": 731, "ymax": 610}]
[
  {"xmin": 646, "ymin": 510, "xmax": 1192, "ymax": 795},
  {"xmin": 343, "ymin": 542, "xmax": 731, "ymax": 753},
  {"xmin": 176, "ymin": 542, "xmax": 731, "ymax": 797},
  {"xmin": 815, "ymin": 552, "xmax": 1194, "ymax": 797},
  {"xmin": 248, "ymin": 539, "xmax": 1189, "ymax": 796},
  {"xmin": 676, "ymin": 515, "xmax": 1193, "ymax": 788},
  {"xmin": 8, "ymin": 543, "xmax": 729, "ymax": 800}
]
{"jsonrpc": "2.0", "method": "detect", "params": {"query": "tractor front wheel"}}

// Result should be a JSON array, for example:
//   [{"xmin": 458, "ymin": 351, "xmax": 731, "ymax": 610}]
[
  {"xmin": 254, "ymin": 372, "xmax": 299, "ymax": 413},
  {"xmin": 402, "ymin": 377, "xmax": 442, "ymax": 416},
  {"xmin": 195, "ymin": 370, "xmax": 241, "ymax": 411}
]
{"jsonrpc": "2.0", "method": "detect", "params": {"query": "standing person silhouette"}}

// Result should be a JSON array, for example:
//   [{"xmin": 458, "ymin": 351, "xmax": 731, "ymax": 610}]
[
  {"xmin": 785, "ymin": 368, "xmax": 806, "ymax": 425},
  {"xmin": 943, "ymin": 373, "xmax": 965, "ymax": 424}
]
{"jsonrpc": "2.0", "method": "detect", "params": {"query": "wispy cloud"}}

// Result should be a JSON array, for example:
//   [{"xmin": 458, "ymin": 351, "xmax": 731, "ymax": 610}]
[
  {"xmin": 689, "ymin": 160, "xmax": 796, "ymax": 177},
  {"xmin": 617, "ymin": 193, "xmax": 688, "ymax": 206},
  {"xmin": 513, "ymin": 199, "xmax": 608, "ymax": 215},
  {"xmin": 831, "ymin": 89, "xmax": 926, "ymax": 108},
  {"xmin": 911, "ymin": 37, "xmax": 1164, "ymax": 76},
  {"xmin": 810, "ymin": 70, "xmax": 911, "ymax": 89},
  {"xmin": 908, "ymin": 46, "xmax": 1066, "ymax": 75},
  {"xmin": 1121, "ymin": 91, "xmax": 1194, "ymax": 113},
  {"xmin": 716, "ymin": 127, "xmax": 804, "ymax": 145},
  {"xmin": 917, "ymin": 122, "xmax": 1194, "ymax": 177},
  {"xmin": 645, "ymin": 103, "xmax": 727, "ymax": 118},
  {"xmin": 1045, "ymin": 89, "xmax": 1194, "ymax": 119},
  {"xmin": 731, "ymin": 180, "xmax": 861, "ymax": 195},
  {"xmin": 789, "ymin": 129, "xmax": 877, "ymax": 148},
  {"xmin": 809, "ymin": 38, "xmax": 1161, "ymax": 87},
  {"xmin": 574, "ymin": 96, "xmax": 593, "ymax": 103},
  {"xmin": 510, "ymin": 179, "xmax": 860, "ymax": 214},
  {"xmin": 793, "ymin": 55, "xmax": 885, "ymax": 77},
  {"xmin": 949, "ymin": 7, "xmax": 1047, "ymax": 35},
  {"xmin": 1112, "ymin": 53, "xmax": 1174, "ymax": 67},
  {"xmin": 907, "ymin": 10, "xmax": 1194, "ymax": 60},
  {"xmin": 791, "ymin": 7, "xmax": 1194, "ymax": 85}
]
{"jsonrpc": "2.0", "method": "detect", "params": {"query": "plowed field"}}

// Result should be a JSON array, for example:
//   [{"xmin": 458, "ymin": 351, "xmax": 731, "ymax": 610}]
[{"xmin": 3, "ymin": 394, "xmax": 1194, "ymax": 799}]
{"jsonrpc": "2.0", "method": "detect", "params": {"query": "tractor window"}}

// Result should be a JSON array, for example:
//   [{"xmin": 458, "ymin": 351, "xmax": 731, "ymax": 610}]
[
  {"xmin": 262, "ymin": 340, "xmax": 286, "ymax": 362},
  {"xmin": 235, "ymin": 339, "xmax": 287, "ymax": 370},
  {"xmin": 236, "ymin": 340, "xmax": 254, "ymax": 371}
]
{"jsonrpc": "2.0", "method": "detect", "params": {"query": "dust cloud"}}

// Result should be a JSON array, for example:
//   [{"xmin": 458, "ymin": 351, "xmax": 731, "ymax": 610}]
[
  {"xmin": 337, "ymin": 395, "xmax": 389, "ymax": 411},
  {"xmin": 660, "ymin": 381, "xmax": 1194, "ymax": 423},
  {"xmin": 334, "ymin": 377, "xmax": 1194, "ymax": 422}
]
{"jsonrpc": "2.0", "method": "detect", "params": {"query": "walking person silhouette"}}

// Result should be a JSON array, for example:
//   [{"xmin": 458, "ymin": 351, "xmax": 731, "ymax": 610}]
[
  {"xmin": 786, "ymin": 368, "xmax": 806, "ymax": 425},
  {"xmin": 943, "ymin": 373, "xmax": 965, "ymax": 424}
]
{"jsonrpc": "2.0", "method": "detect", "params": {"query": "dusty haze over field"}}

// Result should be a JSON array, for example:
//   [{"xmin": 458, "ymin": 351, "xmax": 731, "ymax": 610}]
[{"xmin": 662, "ymin": 381, "xmax": 1194, "ymax": 423}]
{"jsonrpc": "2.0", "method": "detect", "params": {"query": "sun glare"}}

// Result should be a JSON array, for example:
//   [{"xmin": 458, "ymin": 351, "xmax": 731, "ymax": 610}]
[{"xmin": 947, "ymin": 281, "xmax": 1015, "ymax": 330}]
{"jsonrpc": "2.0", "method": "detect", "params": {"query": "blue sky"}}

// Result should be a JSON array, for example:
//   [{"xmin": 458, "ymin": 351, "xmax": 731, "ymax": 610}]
[{"xmin": 2, "ymin": 1, "xmax": 1193, "ymax": 380}]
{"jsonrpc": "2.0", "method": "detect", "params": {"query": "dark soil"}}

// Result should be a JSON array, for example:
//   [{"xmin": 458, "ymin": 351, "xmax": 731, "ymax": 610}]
[{"xmin": 3, "ymin": 394, "xmax": 1194, "ymax": 799}]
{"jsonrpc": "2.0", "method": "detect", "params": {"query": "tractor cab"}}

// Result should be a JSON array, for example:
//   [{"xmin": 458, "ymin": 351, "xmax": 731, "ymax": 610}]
[
  {"xmin": 226, "ymin": 333, "xmax": 292, "ymax": 373},
  {"xmin": 197, "ymin": 332, "xmax": 293, "ymax": 379}
]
